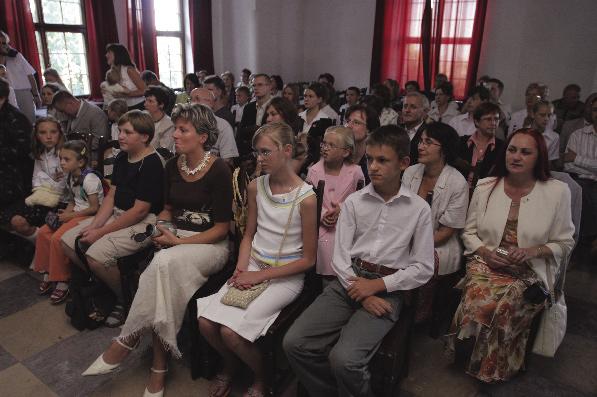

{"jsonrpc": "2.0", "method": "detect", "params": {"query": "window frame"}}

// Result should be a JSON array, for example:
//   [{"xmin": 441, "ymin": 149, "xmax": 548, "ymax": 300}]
[
  {"xmin": 30, "ymin": 0, "xmax": 91, "ymax": 96},
  {"xmin": 155, "ymin": 0, "xmax": 186, "ymax": 90}
]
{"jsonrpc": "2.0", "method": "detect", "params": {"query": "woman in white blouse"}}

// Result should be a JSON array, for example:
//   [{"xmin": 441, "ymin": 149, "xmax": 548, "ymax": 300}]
[
  {"xmin": 447, "ymin": 128, "xmax": 575, "ymax": 383},
  {"xmin": 428, "ymin": 82, "xmax": 460, "ymax": 124},
  {"xmin": 299, "ymin": 82, "xmax": 333, "ymax": 134},
  {"xmin": 402, "ymin": 122, "xmax": 469, "ymax": 325}
]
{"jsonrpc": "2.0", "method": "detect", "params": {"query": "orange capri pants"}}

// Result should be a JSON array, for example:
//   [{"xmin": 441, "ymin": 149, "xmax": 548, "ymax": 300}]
[{"xmin": 33, "ymin": 216, "xmax": 91, "ymax": 282}]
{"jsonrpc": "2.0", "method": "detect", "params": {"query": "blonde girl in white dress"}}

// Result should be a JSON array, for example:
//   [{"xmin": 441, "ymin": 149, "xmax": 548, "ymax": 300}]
[{"xmin": 197, "ymin": 121, "xmax": 318, "ymax": 397}]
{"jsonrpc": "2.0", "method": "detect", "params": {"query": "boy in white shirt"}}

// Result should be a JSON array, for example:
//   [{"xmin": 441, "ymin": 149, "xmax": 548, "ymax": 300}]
[{"xmin": 284, "ymin": 125, "xmax": 434, "ymax": 397}]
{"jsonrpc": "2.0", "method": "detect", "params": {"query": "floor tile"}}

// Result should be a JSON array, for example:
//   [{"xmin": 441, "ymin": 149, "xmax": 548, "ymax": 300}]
[
  {"xmin": 23, "ymin": 326, "xmax": 136, "ymax": 397},
  {"xmin": 0, "ymin": 299, "xmax": 79, "ymax": 361},
  {"xmin": 0, "ymin": 261, "xmax": 25, "ymax": 282},
  {"xmin": 0, "ymin": 363, "xmax": 59, "ymax": 397},
  {"xmin": 565, "ymin": 269, "xmax": 597, "ymax": 305},
  {"xmin": 0, "ymin": 345, "xmax": 17, "ymax": 372},
  {"xmin": 565, "ymin": 296, "xmax": 597, "ymax": 341},
  {"xmin": 0, "ymin": 272, "xmax": 45, "ymax": 319}
]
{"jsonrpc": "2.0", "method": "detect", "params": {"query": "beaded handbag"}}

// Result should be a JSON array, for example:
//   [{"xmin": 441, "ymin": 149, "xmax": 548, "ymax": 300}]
[{"xmin": 221, "ymin": 183, "xmax": 302, "ymax": 309}]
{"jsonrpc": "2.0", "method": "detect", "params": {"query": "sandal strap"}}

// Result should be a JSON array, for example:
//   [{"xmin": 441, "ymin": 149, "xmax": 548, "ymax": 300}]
[
  {"xmin": 115, "ymin": 338, "xmax": 137, "ymax": 351},
  {"xmin": 150, "ymin": 367, "xmax": 169, "ymax": 373}
]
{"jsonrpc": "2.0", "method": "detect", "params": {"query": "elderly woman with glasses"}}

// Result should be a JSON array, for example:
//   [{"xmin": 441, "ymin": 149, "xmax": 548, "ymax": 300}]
[
  {"xmin": 81, "ymin": 103, "xmax": 233, "ymax": 397},
  {"xmin": 402, "ymin": 122, "xmax": 469, "ymax": 326}
]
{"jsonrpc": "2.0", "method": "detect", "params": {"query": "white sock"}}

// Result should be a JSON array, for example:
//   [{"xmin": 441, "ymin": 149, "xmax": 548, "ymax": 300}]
[
  {"xmin": 55, "ymin": 282, "xmax": 69, "ymax": 291},
  {"xmin": 43, "ymin": 273, "xmax": 49, "ymax": 282}
]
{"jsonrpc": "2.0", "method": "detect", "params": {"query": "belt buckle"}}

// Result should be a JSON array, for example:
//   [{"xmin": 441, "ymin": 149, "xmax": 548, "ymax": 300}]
[{"xmin": 376, "ymin": 263, "xmax": 382, "ymax": 275}]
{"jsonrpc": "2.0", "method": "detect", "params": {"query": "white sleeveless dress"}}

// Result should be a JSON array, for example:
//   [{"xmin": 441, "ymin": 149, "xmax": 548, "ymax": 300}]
[
  {"xmin": 120, "ymin": 66, "xmax": 145, "ymax": 107},
  {"xmin": 196, "ymin": 175, "xmax": 314, "ymax": 342}
]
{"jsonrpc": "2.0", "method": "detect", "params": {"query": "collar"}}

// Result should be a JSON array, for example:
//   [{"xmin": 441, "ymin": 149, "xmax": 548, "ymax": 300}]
[
  {"xmin": 256, "ymin": 96, "xmax": 271, "ymax": 110},
  {"xmin": 406, "ymin": 163, "xmax": 451, "ymax": 190},
  {"xmin": 467, "ymin": 130, "xmax": 496, "ymax": 149},
  {"xmin": 582, "ymin": 124, "xmax": 597, "ymax": 135},
  {"xmin": 362, "ymin": 182, "xmax": 413, "ymax": 204}
]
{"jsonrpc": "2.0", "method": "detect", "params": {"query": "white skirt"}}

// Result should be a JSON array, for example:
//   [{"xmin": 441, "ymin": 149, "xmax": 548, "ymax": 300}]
[
  {"xmin": 197, "ymin": 257, "xmax": 304, "ymax": 342},
  {"xmin": 119, "ymin": 231, "xmax": 229, "ymax": 358}
]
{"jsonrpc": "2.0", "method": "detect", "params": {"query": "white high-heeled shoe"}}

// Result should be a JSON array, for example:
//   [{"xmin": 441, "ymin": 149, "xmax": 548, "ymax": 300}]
[
  {"xmin": 143, "ymin": 367, "xmax": 168, "ymax": 397},
  {"xmin": 81, "ymin": 339, "xmax": 137, "ymax": 376}
]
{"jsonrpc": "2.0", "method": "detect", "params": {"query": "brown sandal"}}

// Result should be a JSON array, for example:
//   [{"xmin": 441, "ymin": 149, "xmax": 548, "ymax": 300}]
[
  {"xmin": 50, "ymin": 288, "xmax": 69, "ymax": 304},
  {"xmin": 38, "ymin": 280, "xmax": 53, "ymax": 295}
]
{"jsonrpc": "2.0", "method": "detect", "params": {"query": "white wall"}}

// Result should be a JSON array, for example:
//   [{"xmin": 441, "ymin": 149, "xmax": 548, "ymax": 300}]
[
  {"xmin": 478, "ymin": 0, "xmax": 597, "ymax": 110},
  {"xmin": 212, "ymin": 0, "xmax": 376, "ymax": 90}
]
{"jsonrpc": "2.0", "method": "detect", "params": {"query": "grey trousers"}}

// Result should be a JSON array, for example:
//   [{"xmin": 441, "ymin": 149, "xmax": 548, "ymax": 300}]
[{"xmin": 283, "ymin": 279, "xmax": 402, "ymax": 397}]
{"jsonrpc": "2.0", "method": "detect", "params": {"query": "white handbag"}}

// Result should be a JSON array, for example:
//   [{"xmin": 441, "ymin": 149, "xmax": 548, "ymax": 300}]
[{"xmin": 532, "ymin": 257, "xmax": 567, "ymax": 357}]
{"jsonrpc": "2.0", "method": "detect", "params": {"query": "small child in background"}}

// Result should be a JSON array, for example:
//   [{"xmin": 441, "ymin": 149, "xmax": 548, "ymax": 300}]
[
  {"xmin": 0, "ymin": 116, "xmax": 67, "ymax": 243},
  {"xmin": 305, "ymin": 126, "xmax": 364, "ymax": 278},
  {"xmin": 0, "ymin": 64, "xmax": 19, "ymax": 108},
  {"xmin": 231, "ymin": 86, "xmax": 251, "ymax": 128},
  {"xmin": 34, "ymin": 140, "xmax": 104, "ymax": 303},
  {"xmin": 100, "ymin": 66, "xmax": 129, "ymax": 108},
  {"xmin": 103, "ymin": 99, "xmax": 128, "ymax": 176}
]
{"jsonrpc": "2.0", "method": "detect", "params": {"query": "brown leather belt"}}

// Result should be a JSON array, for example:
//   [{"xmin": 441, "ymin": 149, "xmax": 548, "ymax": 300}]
[{"xmin": 354, "ymin": 258, "xmax": 398, "ymax": 276}]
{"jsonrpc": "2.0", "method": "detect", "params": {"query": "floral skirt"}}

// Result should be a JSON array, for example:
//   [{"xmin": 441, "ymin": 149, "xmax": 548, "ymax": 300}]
[{"xmin": 446, "ymin": 258, "xmax": 545, "ymax": 382}]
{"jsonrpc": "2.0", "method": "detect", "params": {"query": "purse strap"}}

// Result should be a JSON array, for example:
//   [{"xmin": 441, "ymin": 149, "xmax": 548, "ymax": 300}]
[{"xmin": 274, "ymin": 183, "xmax": 303, "ymax": 266}]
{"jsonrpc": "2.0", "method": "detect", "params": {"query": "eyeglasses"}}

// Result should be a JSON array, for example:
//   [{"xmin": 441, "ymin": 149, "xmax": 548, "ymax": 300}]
[
  {"xmin": 252, "ymin": 148, "xmax": 277, "ymax": 158},
  {"xmin": 320, "ymin": 142, "xmax": 347, "ymax": 150},
  {"xmin": 418, "ymin": 138, "xmax": 442, "ymax": 148},
  {"xmin": 345, "ymin": 119, "xmax": 366, "ymax": 127}
]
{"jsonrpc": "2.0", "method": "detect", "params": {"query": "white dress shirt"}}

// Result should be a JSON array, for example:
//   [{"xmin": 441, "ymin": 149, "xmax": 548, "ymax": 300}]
[
  {"xmin": 32, "ymin": 148, "xmax": 67, "ymax": 193},
  {"xmin": 299, "ymin": 108, "xmax": 333, "ymax": 133},
  {"xmin": 406, "ymin": 121, "xmax": 424, "ymax": 141},
  {"xmin": 564, "ymin": 124, "xmax": 597, "ymax": 181},
  {"xmin": 542, "ymin": 128, "xmax": 560, "ymax": 161},
  {"xmin": 448, "ymin": 113, "xmax": 476, "ymax": 137},
  {"xmin": 321, "ymin": 104, "xmax": 340, "ymax": 126},
  {"xmin": 428, "ymin": 101, "xmax": 460, "ymax": 124},
  {"xmin": 402, "ymin": 164, "xmax": 469, "ymax": 275},
  {"xmin": 331, "ymin": 183, "xmax": 434, "ymax": 292},
  {"xmin": 509, "ymin": 108, "xmax": 556, "ymax": 136},
  {"xmin": 4, "ymin": 52, "xmax": 35, "ymax": 89},
  {"xmin": 255, "ymin": 97, "xmax": 272, "ymax": 127}
]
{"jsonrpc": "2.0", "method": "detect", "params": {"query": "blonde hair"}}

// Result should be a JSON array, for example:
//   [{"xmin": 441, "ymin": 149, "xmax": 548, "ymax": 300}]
[
  {"xmin": 32, "ymin": 116, "xmax": 65, "ymax": 159},
  {"xmin": 324, "ymin": 126, "xmax": 356, "ymax": 164},
  {"xmin": 252, "ymin": 121, "xmax": 295, "ymax": 156}
]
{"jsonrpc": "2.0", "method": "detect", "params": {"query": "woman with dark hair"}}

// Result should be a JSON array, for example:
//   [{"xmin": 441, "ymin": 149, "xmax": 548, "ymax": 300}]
[
  {"xmin": 43, "ymin": 68, "xmax": 68, "ymax": 91},
  {"xmin": 103, "ymin": 43, "xmax": 146, "ymax": 110},
  {"xmin": 283, "ymin": 83, "xmax": 303, "ymax": 112},
  {"xmin": 371, "ymin": 84, "xmax": 399, "ymax": 126},
  {"xmin": 299, "ymin": 82, "xmax": 332, "ymax": 134},
  {"xmin": 447, "ymin": 128, "xmax": 575, "ymax": 383},
  {"xmin": 270, "ymin": 75, "xmax": 284, "ymax": 98},
  {"xmin": 145, "ymin": 85, "xmax": 175, "ymax": 152},
  {"xmin": 176, "ymin": 73, "xmax": 201, "ymax": 104},
  {"xmin": 402, "ymin": 122, "xmax": 469, "ymax": 324},
  {"xmin": 428, "ymin": 82, "xmax": 459, "ymax": 124},
  {"xmin": 383, "ymin": 78, "xmax": 401, "ymax": 106},
  {"xmin": 264, "ymin": 96, "xmax": 303, "ymax": 134}
]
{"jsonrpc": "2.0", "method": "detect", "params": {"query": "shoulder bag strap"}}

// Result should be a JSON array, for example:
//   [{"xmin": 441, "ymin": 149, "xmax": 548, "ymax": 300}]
[{"xmin": 274, "ymin": 184, "xmax": 303, "ymax": 266}]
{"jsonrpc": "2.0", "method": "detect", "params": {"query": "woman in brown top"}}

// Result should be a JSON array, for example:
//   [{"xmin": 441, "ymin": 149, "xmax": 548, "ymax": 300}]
[{"xmin": 82, "ymin": 103, "xmax": 233, "ymax": 397}]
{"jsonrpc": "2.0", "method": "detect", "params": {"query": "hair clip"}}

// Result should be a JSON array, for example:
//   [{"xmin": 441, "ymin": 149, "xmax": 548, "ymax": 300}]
[{"xmin": 80, "ymin": 147, "xmax": 86, "ymax": 155}]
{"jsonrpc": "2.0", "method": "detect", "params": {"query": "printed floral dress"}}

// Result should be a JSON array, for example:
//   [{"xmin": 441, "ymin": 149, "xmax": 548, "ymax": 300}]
[{"xmin": 446, "ymin": 201, "xmax": 546, "ymax": 382}]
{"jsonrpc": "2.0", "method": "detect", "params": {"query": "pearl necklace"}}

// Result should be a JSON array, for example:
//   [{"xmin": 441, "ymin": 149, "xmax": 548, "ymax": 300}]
[{"xmin": 180, "ymin": 152, "xmax": 211, "ymax": 175}]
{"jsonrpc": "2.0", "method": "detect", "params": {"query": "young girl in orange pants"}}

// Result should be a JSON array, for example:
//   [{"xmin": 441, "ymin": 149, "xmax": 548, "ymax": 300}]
[{"xmin": 34, "ymin": 139, "xmax": 104, "ymax": 303}]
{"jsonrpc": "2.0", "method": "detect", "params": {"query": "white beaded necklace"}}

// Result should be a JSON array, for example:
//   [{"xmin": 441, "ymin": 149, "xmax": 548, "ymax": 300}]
[{"xmin": 180, "ymin": 152, "xmax": 211, "ymax": 175}]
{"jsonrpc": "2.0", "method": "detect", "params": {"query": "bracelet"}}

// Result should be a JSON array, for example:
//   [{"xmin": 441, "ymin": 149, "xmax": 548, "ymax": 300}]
[{"xmin": 536, "ymin": 246, "xmax": 543, "ymax": 258}]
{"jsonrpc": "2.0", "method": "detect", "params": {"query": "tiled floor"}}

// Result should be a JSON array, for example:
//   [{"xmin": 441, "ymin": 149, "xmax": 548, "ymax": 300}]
[{"xmin": 0, "ymin": 249, "xmax": 596, "ymax": 397}]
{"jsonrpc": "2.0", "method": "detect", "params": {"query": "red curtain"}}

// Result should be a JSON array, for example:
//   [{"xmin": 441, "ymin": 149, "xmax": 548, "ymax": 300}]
[
  {"xmin": 372, "ymin": 0, "xmax": 488, "ymax": 99},
  {"xmin": 84, "ymin": 0, "xmax": 119, "ymax": 100},
  {"xmin": 0, "ymin": 0, "xmax": 42, "ymax": 85},
  {"xmin": 189, "ymin": 0, "xmax": 214, "ymax": 74},
  {"xmin": 127, "ymin": 0, "xmax": 159, "ymax": 75}
]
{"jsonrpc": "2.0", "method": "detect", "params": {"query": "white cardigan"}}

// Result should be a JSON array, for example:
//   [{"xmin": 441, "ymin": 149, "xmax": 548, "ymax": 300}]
[
  {"xmin": 402, "ymin": 164, "xmax": 469, "ymax": 275},
  {"xmin": 462, "ymin": 177, "xmax": 575, "ymax": 289}
]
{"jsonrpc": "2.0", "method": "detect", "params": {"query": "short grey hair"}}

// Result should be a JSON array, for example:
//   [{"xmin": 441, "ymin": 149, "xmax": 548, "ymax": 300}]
[
  {"xmin": 405, "ymin": 91, "xmax": 430, "ymax": 111},
  {"xmin": 171, "ymin": 103, "xmax": 219, "ymax": 150}
]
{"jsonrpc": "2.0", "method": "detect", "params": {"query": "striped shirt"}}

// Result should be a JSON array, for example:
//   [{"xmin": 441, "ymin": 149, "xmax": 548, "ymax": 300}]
[{"xmin": 564, "ymin": 124, "xmax": 597, "ymax": 181}]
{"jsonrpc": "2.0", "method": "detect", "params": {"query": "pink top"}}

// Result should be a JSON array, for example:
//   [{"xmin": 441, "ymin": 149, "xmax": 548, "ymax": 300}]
[{"xmin": 306, "ymin": 160, "xmax": 364, "ymax": 275}]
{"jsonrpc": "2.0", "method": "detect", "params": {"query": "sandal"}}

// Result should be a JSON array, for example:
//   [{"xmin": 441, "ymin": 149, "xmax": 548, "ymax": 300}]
[
  {"xmin": 50, "ymin": 288, "xmax": 69, "ymax": 304},
  {"xmin": 105, "ymin": 305, "xmax": 127, "ymax": 328},
  {"xmin": 209, "ymin": 374, "xmax": 232, "ymax": 397},
  {"xmin": 243, "ymin": 386, "xmax": 265, "ymax": 397},
  {"xmin": 38, "ymin": 280, "xmax": 53, "ymax": 295}
]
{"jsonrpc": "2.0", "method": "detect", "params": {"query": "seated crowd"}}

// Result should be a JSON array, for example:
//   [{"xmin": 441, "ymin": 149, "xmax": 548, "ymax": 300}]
[{"xmin": 1, "ymin": 35, "xmax": 596, "ymax": 397}]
